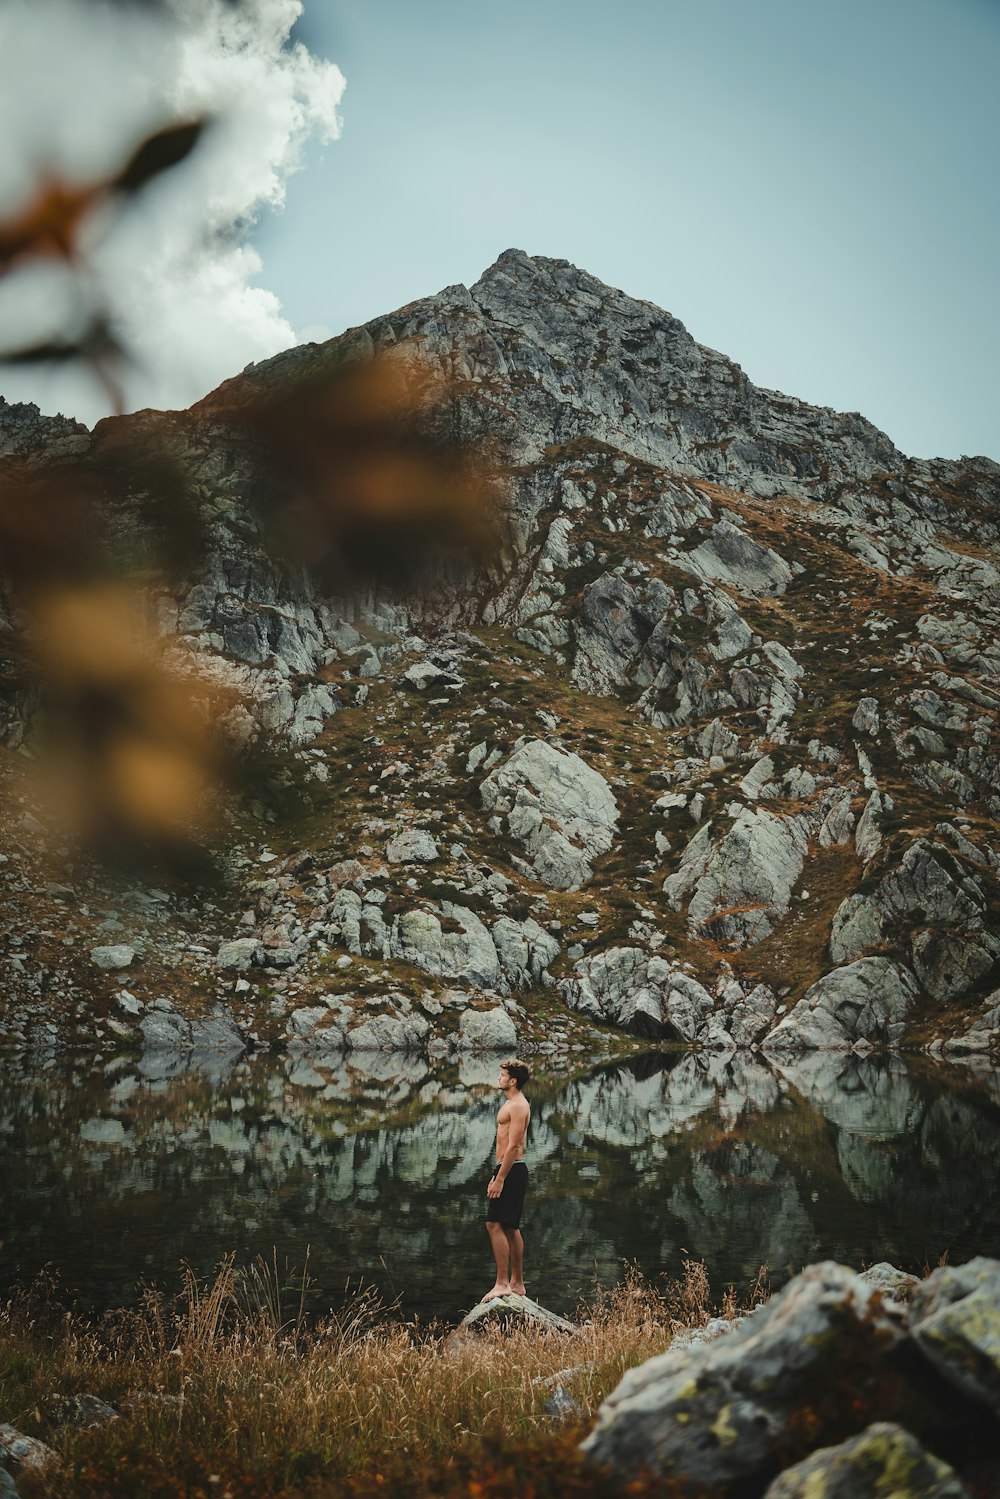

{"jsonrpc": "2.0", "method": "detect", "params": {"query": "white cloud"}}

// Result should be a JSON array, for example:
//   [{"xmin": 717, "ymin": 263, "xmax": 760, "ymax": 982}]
[{"xmin": 0, "ymin": 0, "xmax": 344, "ymax": 425}]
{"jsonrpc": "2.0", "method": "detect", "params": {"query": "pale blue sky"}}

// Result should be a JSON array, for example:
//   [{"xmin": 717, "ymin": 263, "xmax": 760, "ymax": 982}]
[{"xmin": 256, "ymin": 0, "xmax": 1000, "ymax": 462}]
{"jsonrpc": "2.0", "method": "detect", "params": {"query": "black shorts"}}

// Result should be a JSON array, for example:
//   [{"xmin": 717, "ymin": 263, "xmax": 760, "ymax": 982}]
[{"xmin": 486, "ymin": 1161, "xmax": 528, "ymax": 1229}]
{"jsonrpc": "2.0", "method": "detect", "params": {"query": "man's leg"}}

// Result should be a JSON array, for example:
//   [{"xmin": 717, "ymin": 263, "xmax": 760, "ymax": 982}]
[
  {"xmin": 484, "ymin": 1220, "xmax": 511, "ymax": 1300},
  {"xmin": 504, "ymin": 1228, "xmax": 525, "ymax": 1296}
]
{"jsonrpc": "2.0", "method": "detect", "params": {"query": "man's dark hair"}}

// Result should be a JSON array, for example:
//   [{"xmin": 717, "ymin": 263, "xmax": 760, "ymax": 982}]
[{"xmin": 502, "ymin": 1058, "xmax": 531, "ymax": 1090}]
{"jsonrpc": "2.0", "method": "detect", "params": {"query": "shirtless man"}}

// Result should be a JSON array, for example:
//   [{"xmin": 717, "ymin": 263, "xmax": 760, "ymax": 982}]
[{"xmin": 484, "ymin": 1058, "xmax": 531, "ymax": 1301}]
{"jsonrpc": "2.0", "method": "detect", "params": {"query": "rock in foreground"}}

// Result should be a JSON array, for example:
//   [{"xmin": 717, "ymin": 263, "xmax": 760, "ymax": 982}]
[
  {"xmin": 584, "ymin": 1257, "xmax": 1000, "ymax": 1496},
  {"xmin": 457, "ymin": 1293, "xmax": 578, "ymax": 1336},
  {"xmin": 582, "ymin": 1262, "xmax": 903, "ymax": 1490},
  {"xmin": 763, "ymin": 1423, "xmax": 968, "ymax": 1499}
]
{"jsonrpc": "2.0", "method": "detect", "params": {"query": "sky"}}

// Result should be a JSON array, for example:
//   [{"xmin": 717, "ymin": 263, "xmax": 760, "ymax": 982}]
[{"xmin": 0, "ymin": 0, "xmax": 998, "ymax": 461}]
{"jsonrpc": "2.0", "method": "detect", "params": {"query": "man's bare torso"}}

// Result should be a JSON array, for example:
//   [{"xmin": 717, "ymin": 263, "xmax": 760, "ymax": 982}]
[{"xmin": 496, "ymin": 1094, "xmax": 530, "ymax": 1162}]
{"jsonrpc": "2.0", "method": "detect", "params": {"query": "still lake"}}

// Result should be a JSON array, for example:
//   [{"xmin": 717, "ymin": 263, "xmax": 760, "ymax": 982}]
[{"xmin": 3, "ymin": 1046, "xmax": 1000, "ymax": 1321}]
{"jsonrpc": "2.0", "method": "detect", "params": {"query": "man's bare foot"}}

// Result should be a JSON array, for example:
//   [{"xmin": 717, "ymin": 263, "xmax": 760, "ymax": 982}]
[
  {"xmin": 482, "ymin": 1283, "xmax": 511, "ymax": 1302},
  {"xmin": 509, "ymin": 1282, "xmax": 526, "ymax": 1297}
]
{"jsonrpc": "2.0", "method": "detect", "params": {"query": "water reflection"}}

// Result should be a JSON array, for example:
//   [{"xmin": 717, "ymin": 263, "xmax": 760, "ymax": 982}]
[{"xmin": 2, "ymin": 1047, "xmax": 1000, "ymax": 1320}]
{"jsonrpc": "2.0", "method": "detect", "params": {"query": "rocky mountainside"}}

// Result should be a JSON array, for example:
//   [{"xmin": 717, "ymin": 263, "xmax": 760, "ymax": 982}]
[{"xmin": 2, "ymin": 248, "xmax": 1000, "ymax": 1069}]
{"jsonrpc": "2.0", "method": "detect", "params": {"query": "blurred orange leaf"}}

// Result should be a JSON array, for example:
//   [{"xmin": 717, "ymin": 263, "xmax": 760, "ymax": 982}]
[
  {"xmin": 0, "ymin": 117, "xmax": 207, "ymax": 274},
  {"xmin": 0, "ymin": 177, "xmax": 101, "ymax": 271}
]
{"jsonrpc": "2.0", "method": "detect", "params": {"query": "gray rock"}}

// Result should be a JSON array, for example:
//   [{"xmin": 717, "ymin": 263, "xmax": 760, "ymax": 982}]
[
  {"xmin": 327, "ymin": 891, "xmax": 502, "ymax": 987},
  {"xmin": 544, "ymin": 1386, "xmax": 581, "ymax": 1421},
  {"xmin": 764, "ymin": 959, "xmax": 919, "ymax": 1051},
  {"xmin": 854, "ymin": 789, "xmax": 887, "ymax": 863},
  {"xmin": 458, "ymin": 1006, "xmax": 517, "ymax": 1052},
  {"xmin": 664, "ymin": 809, "xmax": 808, "ymax": 948},
  {"xmin": 385, "ymin": 828, "xmax": 439, "ymax": 863},
  {"xmin": 0, "ymin": 1464, "xmax": 19, "ymax": 1498},
  {"xmin": 739, "ymin": 754, "xmax": 777, "ymax": 800},
  {"xmin": 909, "ymin": 1256, "xmax": 1000, "ymax": 1414},
  {"xmin": 116, "ymin": 989, "xmax": 142, "ymax": 1016},
  {"xmin": 346, "ymin": 1013, "xmax": 430, "ymax": 1052},
  {"xmin": 139, "ymin": 1009, "xmax": 191, "ymax": 1051},
  {"xmin": 829, "ymin": 893, "xmax": 887, "ymax": 964},
  {"xmin": 582, "ymin": 1262, "xmax": 904, "ymax": 1488},
  {"xmin": 559, "ymin": 947, "xmax": 712, "ymax": 1040},
  {"xmin": 0, "ymin": 1425, "xmax": 58, "ymax": 1474},
  {"xmin": 572, "ymin": 571, "xmax": 672, "ymax": 695},
  {"xmin": 858, "ymin": 1263, "xmax": 919, "ymax": 1303},
  {"xmin": 668, "ymin": 1316, "xmax": 742, "ymax": 1352},
  {"xmin": 762, "ymin": 1422, "xmax": 968, "ymax": 1499},
  {"xmin": 681, "ymin": 518, "xmax": 794, "ymax": 596},
  {"xmin": 90, "ymin": 944, "xmax": 136, "ymax": 970},
  {"xmin": 216, "ymin": 938, "xmax": 263, "ymax": 972},
  {"xmin": 491, "ymin": 916, "xmax": 560, "ymax": 989},
  {"xmin": 831, "ymin": 839, "xmax": 990, "ymax": 990},
  {"xmin": 481, "ymin": 738, "xmax": 618, "ymax": 890},
  {"xmin": 726, "ymin": 982, "xmax": 780, "ymax": 1048},
  {"xmin": 852, "ymin": 697, "xmax": 881, "ymax": 736},
  {"xmin": 286, "ymin": 1004, "xmax": 329, "ymax": 1037},
  {"xmin": 402, "ymin": 659, "xmax": 463, "ymax": 690},
  {"xmin": 50, "ymin": 1393, "xmax": 118, "ymax": 1429},
  {"xmin": 458, "ymin": 1293, "xmax": 577, "ymax": 1335},
  {"xmin": 911, "ymin": 930, "xmax": 994, "ymax": 1003},
  {"xmin": 190, "ymin": 1007, "xmax": 245, "ymax": 1059},
  {"xmin": 818, "ymin": 789, "xmax": 856, "ymax": 848},
  {"xmin": 393, "ymin": 904, "xmax": 501, "ymax": 988},
  {"xmin": 942, "ymin": 991, "xmax": 1000, "ymax": 1057},
  {"xmin": 695, "ymin": 717, "xmax": 741, "ymax": 759},
  {"xmin": 890, "ymin": 840, "xmax": 983, "ymax": 928}
]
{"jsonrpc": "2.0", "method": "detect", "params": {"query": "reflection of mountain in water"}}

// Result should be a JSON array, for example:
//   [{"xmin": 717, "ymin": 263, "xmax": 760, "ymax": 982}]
[{"xmin": 2, "ymin": 1048, "xmax": 1000, "ymax": 1318}]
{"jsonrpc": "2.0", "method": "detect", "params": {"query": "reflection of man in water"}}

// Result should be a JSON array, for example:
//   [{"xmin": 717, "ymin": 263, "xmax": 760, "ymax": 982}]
[{"xmin": 484, "ymin": 1058, "xmax": 531, "ymax": 1301}]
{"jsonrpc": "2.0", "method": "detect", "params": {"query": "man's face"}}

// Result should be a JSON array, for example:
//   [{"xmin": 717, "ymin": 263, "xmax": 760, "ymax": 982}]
[{"xmin": 498, "ymin": 1066, "xmax": 512, "ymax": 1091}]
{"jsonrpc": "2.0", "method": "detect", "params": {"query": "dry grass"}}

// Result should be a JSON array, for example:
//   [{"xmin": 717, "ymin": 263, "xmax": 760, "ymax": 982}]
[{"xmin": 0, "ymin": 1256, "xmax": 764, "ymax": 1498}]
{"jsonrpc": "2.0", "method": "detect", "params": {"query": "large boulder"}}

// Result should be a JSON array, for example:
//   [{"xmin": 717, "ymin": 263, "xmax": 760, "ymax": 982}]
[
  {"xmin": 385, "ymin": 828, "xmax": 439, "ymax": 863},
  {"xmin": 582, "ymin": 1262, "xmax": 905, "ymax": 1490},
  {"xmin": 680, "ymin": 518, "xmax": 795, "ymax": 596},
  {"xmin": 327, "ymin": 891, "xmax": 502, "ymax": 989},
  {"xmin": 572, "ymin": 571, "xmax": 674, "ymax": 695},
  {"xmin": 491, "ymin": 916, "xmax": 560, "ymax": 989},
  {"xmin": 346, "ymin": 1012, "xmax": 430, "ymax": 1052},
  {"xmin": 139, "ymin": 1008, "xmax": 191, "ymax": 1051},
  {"xmin": 286, "ymin": 1004, "xmax": 346, "ymax": 1058},
  {"xmin": 911, "ymin": 929, "xmax": 994, "ymax": 1003},
  {"xmin": 560, "ymin": 947, "xmax": 712, "ymax": 1040},
  {"xmin": 664, "ymin": 809, "xmax": 808, "ymax": 948},
  {"xmin": 458, "ymin": 1006, "xmax": 517, "ymax": 1052},
  {"xmin": 830, "ymin": 840, "xmax": 990, "ymax": 972},
  {"xmin": 480, "ymin": 738, "xmax": 618, "ymax": 890},
  {"xmin": 392, "ymin": 904, "xmax": 501, "ymax": 988},
  {"xmin": 216, "ymin": 938, "xmax": 263, "ymax": 972},
  {"xmin": 763, "ymin": 959, "xmax": 919, "ymax": 1052}
]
